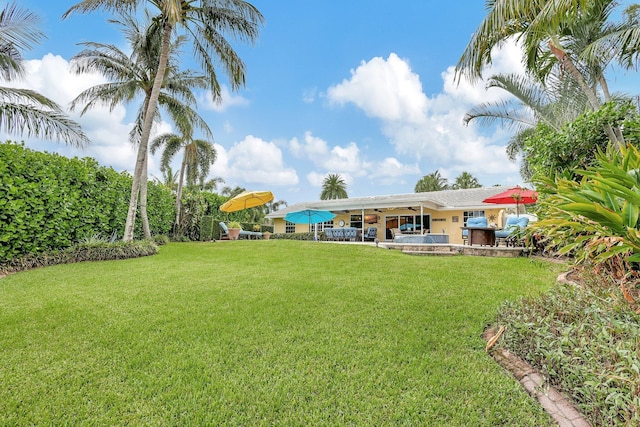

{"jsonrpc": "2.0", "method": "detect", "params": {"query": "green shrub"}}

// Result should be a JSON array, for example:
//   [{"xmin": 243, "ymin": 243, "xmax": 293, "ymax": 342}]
[
  {"xmin": 0, "ymin": 141, "xmax": 174, "ymax": 262},
  {"xmin": 495, "ymin": 274, "xmax": 640, "ymax": 426},
  {"xmin": 0, "ymin": 239, "xmax": 158, "ymax": 274},
  {"xmin": 532, "ymin": 143, "xmax": 640, "ymax": 274},
  {"xmin": 153, "ymin": 235, "xmax": 170, "ymax": 245},
  {"xmin": 270, "ymin": 232, "xmax": 315, "ymax": 241}
]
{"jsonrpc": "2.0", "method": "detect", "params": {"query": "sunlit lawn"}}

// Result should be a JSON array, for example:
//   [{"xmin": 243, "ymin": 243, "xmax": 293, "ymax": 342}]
[{"xmin": 0, "ymin": 240, "xmax": 562, "ymax": 425}]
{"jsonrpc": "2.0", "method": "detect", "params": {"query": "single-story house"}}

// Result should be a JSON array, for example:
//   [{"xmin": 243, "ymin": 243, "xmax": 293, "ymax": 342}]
[{"xmin": 266, "ymin": 186, "xmax": 533, "ymax": 244}]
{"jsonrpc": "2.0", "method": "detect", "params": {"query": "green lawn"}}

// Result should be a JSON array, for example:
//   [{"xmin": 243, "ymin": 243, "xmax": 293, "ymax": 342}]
[{"xmin": 0, "ymin": 241, "xmax": 562, "ymax": 425}]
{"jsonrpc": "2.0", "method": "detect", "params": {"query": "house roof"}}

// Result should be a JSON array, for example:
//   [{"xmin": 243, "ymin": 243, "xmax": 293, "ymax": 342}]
[{"xmin": 267, "ymin": 186, "xmax": 519, "ymax": 219}]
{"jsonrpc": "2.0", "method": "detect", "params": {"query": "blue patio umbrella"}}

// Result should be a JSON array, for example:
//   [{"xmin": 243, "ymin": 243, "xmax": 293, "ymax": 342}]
[{"xmin": 284, "ymin": 209, "xmax": 336, "ymax": 240}]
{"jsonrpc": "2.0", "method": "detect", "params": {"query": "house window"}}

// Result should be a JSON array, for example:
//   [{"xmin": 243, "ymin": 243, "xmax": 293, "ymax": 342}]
[
  {"xmin": 285, "ymin": 221, "xmax": 296, "ymax": 233},
  {"xmin": 463, "ymin": 211, "xmax": 485, "ymax": 224},
  {"xmin": 350, "ymin": 215, "xmax": 362, "ymax": 229},
  {"xmin": 311, "ymin": 220, "xmax": 334, "ymax": 233}
]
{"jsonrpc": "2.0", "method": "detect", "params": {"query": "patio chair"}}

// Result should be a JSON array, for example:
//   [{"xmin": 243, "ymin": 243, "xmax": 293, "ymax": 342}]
[
  {"xmin": 220, "ymin": 222, "xmax": 262, "ymax": 240},
  {"xmin": 324, "ymin": 228, "xmax": 335, "ymax": 241},
  {"xmin": 390, "ymin": 228, "xmax": 404, "ymax": 240},
  {"xmin": 363, "ymin": 227, "xmax": 377, "ymax": 241},
  {"xmin": 332, "ymin": 228, "xmax": 345, "ymax": 241},
  {"xmin": 495, "ymin": 216, "xmax": 529, "ymax": 247},
  {"xmin": 462, "ymin": 217, "xmax": 488, "ymax": 245},
  {"xmin": 343, "ymin": 227, "xmax": 357, "ymax": 241}
]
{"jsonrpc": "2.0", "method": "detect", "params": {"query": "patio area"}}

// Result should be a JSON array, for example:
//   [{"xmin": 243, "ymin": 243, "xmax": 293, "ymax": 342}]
[{"xmin": 320, "ymin": 239, "xmax": 529, "ymax": 257}]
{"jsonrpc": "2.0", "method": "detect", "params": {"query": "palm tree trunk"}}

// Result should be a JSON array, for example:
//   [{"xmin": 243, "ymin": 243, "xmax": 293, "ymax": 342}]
[
  {"xmin": 175, "ymin": 157, "xmax": 187, "ymax": 236},
  {"xmin": 599, "ymin": 74, "xmax": 626, "ymax": 145},
  {"xmin": 140, "ymin": 152, "xmax": 151, "ymax": 239},
  {"xmin": 123, "ymin": 20, "xmax": 173, "ymax": 241},
  {"xmin": 548, "ymin": 41, "xmax": 622, "ymax": 148}
]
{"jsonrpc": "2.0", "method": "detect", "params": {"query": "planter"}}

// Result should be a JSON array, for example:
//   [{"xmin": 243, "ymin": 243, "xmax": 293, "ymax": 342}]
[
  {"xmin": 228, "ymin": 228, "xmax": 241, "ymax": 240},
  {"xmin": 263, "ymin": 232, "xmax": 271, "ymax": 240}
]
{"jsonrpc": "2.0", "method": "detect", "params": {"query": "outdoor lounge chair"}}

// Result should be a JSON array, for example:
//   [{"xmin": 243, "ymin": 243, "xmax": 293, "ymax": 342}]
[
  {"xmin": 495, "ymin": 216, "xmax": 529, "ymax": 247},
  {"xmin": 390, "ymin": 228, "xmax": 404, "ymax": 241},
  {"xmin": 363, "ymin": 227, "xmax": 377, "ymax": 241},
  {"xmin": 219, "ymin": 221, "xmax": 230, "ymax": 240},
  {"xmin": 219, "ymin": 222, "xmax": 262, "ymax": 240},
  {"xmin": 462, "ymin": 217, "xmax": 488, "ymax": 245}
]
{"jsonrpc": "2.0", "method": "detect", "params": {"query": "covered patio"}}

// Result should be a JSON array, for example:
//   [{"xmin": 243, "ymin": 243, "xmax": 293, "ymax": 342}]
[{"xmin": 266, "ymin": 186, "xmax": 534, "ymax": 246}]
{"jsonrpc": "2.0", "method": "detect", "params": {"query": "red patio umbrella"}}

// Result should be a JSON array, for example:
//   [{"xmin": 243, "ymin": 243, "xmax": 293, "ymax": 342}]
[{"xmin": 482, "ymin": 186, "xmax": 538, "ymax": 216}]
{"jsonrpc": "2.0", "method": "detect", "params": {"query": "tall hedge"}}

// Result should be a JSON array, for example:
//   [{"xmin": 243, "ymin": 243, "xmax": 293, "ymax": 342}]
[{"xmin": 0, "ymin": 141, "xmax": 174, "ymax": 261}]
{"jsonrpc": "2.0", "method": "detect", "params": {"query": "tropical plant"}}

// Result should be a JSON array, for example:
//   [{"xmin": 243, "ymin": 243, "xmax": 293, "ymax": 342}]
[
  {"xmin": 197, "ymin": 176, "xmax": 224, "ymax": 192},
  {"xmin": 156, "ymin": 165, "xmax": 179, "ymax": 192},
  {"xmin": 524, "ymin": 101, "xmax": 638, "ymax": 180},
  {"xmin": 587, "ymin": 4, "xmax": 640, "ymax": 70},
  {"xmin": 455, "ymin": 0, "xmax": 634, "ymax": 147},
  {"xmin": 320, "ymin": 173, "xmax": 348, "ymax": 200},
  {"xmin": 150, "ymin": 129, "xmax": 216, "ymax": 234},
  {"xmin": 452, "ymin": 171, "xmax": 481, "ymax": 189},
  {"xmin": 65, "ymin": 0, "xmax": 264, "ymax": 241},
  {"xmin": 463, "ymin": 71, "xmax": 591, "ymax": 180},
  {"xmin": 70, "ymin": 11, "xmax": 211, "ymax": 238},
  {"xmin": 221, "ymin": 186, "xmax": 247, "ymax": 198},
  {"xmin": 0, "ymin": 2, "xmax": 88, "ymax": 146},
  {"xmin": 265, "ymin": 199, "xmax": 288, "ymax": 213},
  {"xmin": 414, "ymin": 170, "xmax": 449, "ymax": 192},
  {"xmin": 531, "ymin": 143, "xmax": 640, "ymax": 285}
]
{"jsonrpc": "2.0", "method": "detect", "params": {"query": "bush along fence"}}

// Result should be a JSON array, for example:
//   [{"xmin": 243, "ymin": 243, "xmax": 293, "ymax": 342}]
[{"xmin": 0, "ymin": 141, "xmax": 174, "ymax": 262}]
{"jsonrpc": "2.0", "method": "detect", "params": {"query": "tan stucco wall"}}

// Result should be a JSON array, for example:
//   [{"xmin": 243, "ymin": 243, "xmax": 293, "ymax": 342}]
[{"xmin": 273, "ymin": 207, "xmax": 506, "ymax": 244}]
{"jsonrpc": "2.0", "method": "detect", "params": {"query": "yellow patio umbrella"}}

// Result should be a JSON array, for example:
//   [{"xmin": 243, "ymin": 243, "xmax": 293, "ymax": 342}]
[{"xmin": 220, "ymin": 190, "xmax": 274, "ymax": 212}]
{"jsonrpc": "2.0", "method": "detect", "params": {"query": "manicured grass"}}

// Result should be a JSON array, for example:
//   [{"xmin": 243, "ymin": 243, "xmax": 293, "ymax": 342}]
[{"xmin": 0, "ymin": 241, "xmax": 562, "ymax": 425}]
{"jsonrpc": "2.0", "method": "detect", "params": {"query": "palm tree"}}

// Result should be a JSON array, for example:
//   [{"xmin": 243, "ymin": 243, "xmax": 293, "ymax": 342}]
[
  {"xmin": 415, "ymin": 170, "xmax": 449, "ymax": 192},
  {"xmin": 150, "ymin": 129, "xmax": 216, "ymax": 234},
  {"xmin": 455, "ymin": 0, "xmax": 631, "ymax": 146},
  {"xmin": 221, "ymin": 186, "xmax": 246, "ymax": 198},
  {"xmin": 0, "ymin": 2, "xmax": 88, "ymax": 146},
  {"xmin": 320, "ymin": 173, "xmax": 348, "ymax": 200},
  {"xmin": 463, "ymin": 71, "xmax": 590, "ymax": 180},
  {"xmin": 265, "ymin": 199, "xmax": 287, "ymax": 213},
  {"xmin": 156, "ymin": 165, "xmax": 179, "ymax": 192},
  {"xmin": 64, "ymin": 0, "xmax": 264, "ymax": 241},
  {"xmin": 198, "ymin": 176, "xmax": 224, "ymax": 192},
  {"xmin": 69, "ymin": 12, "xmax": 211, "ymax": 238},
  {"xmin": 452, "ymin": 172, "xmax": 481, "ymax": 190},
  {"xmin": 586, "ymin": 4, "xmax": 640, "ymax": 71}
]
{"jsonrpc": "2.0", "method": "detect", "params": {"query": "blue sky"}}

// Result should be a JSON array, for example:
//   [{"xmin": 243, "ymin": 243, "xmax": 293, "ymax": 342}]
[{"xmin": 9, "ymin": 1, "xmax": 639, "ymax": 205}]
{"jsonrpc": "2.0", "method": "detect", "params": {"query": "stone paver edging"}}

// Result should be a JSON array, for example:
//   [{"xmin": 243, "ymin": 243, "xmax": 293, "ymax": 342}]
[{"xmin": 483, "ymin": 269, "xmax": 592, "ymax": 427}]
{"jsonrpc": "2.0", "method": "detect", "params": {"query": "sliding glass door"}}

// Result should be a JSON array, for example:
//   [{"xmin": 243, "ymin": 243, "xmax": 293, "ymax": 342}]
[{"xmin": 385, "ymin": 214, "xmax": 430, "ymax": 240}]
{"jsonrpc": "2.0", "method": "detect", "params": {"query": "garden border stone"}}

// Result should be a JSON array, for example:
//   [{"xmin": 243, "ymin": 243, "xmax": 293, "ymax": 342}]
[{"xmin": 483, "ymin": 269, "xmax": 591, "ymax": 427}]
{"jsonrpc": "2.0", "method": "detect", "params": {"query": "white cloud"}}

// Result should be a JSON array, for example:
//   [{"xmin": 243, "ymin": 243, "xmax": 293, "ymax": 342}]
[
  {"xmin": 0, "ymin": 54, "xmax": 151, "ymax": 174},
  {"xmin": 328, "ymin": 53, "xmax": 428, "ymax": 124},
  {"xmin": 289, "ymin": 131, "xmax": 372, "ymax": 179},
  {"xmin": 370, "ymin": 157, "xmax": 421, "ymax": 180},
  {"xmin": 323, "ymin": 142, "xmax": 369, "ymax": 176},
  {"xmin": 289, "ymin": 131, "xmax": 329, "ymax": 158},
  {"xmin": 224, "ymin": 135, "xmax": 298, "ymax": 186},
  {"xmin": 200, "ymin": 85, "xmax": 249, "ymax": 112},
  {"xmin": 306, "ymin": 171, "xmax": 326, "ymax": 187},
  {"xmin": 302, "ymin": 87, "xmax": 317, "ymax": 103},
  {"xmin": 325, "ymin": 40, "xmax": 526, "ymax": 186},
  {"xmin": 306, "ymin": 171, "xmax": 354, "ymax": 189}
]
